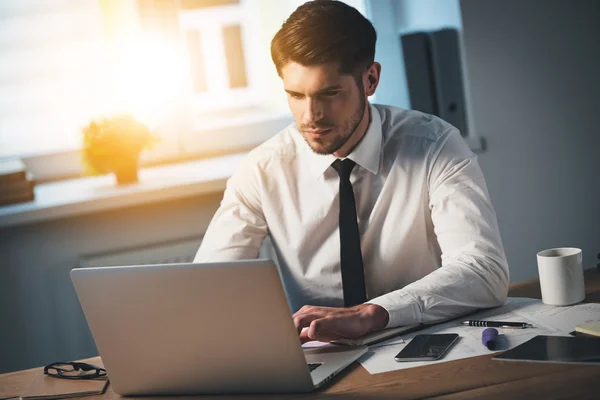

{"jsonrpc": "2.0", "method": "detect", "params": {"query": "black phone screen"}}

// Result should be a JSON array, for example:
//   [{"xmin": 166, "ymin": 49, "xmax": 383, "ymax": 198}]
[{"xmin": 394, "ymin": 333, "xmax": 459, "ymax": 362}]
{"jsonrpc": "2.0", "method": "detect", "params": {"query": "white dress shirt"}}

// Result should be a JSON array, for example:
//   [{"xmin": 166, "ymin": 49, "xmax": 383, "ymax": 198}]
[{"xmin": 195, "ymin": 104, "xmax": 509, "ymax": 328}]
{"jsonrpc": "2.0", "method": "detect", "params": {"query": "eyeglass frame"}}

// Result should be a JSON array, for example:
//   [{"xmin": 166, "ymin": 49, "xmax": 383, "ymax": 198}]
[{"xmin": 43, "ymin": 361, "xmax": 107, "ymax": 380}]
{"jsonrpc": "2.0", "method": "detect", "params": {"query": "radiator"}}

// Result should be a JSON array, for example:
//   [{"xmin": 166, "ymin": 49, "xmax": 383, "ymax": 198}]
[
  {"xmin": 79, "ymin": 236, "xmax": 277, "ymax": 268},
  {"xmin": 79, "ymin": 237, "xmax": 203, "ymax": 268}
]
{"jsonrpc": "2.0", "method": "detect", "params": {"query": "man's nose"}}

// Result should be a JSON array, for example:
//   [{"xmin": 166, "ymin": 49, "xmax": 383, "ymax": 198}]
[{"xmin": 303, "ymin": 97, "xmax": 323, "ymax": 124}]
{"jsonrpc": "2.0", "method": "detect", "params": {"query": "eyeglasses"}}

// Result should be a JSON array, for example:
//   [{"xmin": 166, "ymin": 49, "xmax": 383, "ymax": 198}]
[{"xmin": 43, "ymin": 362, "xmax": 107, "ymax": 380}]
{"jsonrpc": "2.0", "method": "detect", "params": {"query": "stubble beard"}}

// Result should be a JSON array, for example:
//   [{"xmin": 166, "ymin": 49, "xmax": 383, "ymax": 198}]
[{"xmin": 303, "ymin": 92, "xmax": 367, "ymax": 155}]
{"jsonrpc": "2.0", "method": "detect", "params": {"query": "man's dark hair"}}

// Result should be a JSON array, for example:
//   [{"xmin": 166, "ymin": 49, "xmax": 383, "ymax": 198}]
[{"xmin": 270, "ymin": 0, "xmax": 377, "ymax": 78}]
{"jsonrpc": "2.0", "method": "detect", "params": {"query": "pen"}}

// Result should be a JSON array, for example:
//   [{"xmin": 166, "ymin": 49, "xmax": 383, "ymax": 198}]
[{"xmin": 461, "ymin": 320, "xmax": 533, "ymax": 329}]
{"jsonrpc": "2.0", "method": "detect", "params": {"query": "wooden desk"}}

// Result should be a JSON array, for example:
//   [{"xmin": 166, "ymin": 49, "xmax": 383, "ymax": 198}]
[{"xmin": 2, "ymin": 269, "xmax": 599, "ymax": 400}]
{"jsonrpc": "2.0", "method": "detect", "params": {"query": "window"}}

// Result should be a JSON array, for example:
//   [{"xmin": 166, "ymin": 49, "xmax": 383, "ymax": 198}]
[
  {"xmin": 0, "ymin": 0, "xmax": 106, "ymax": 157},
  {"xmin": 0, "ymin": 0, "xmax": 367, "ymax": 182}
]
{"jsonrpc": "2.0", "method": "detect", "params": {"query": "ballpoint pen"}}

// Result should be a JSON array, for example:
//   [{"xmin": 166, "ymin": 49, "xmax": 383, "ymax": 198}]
[{"xmin": 461, "ymin": 320, "xmax": 534, "ymax": 329}]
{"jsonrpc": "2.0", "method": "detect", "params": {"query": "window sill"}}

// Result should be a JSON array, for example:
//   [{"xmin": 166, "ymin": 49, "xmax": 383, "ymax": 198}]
[{"xmin": 0, "ymin": 153, "xmax": 245, "ymax": 229}]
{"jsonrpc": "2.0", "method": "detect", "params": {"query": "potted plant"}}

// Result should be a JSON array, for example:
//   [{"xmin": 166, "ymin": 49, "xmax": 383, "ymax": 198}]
[{"xmin": 81, "ymin": 115, "xmax": 158, "ymax": 185}]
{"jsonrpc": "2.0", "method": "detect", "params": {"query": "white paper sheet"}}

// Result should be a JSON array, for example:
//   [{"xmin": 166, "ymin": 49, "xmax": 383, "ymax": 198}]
[
  {"xmin": 358, "ymin": 297, "xmax": 597, "ymax": 374},
  {"xmin": 514, "ymin": 302, "xmax": 600, "ymax": 333}
]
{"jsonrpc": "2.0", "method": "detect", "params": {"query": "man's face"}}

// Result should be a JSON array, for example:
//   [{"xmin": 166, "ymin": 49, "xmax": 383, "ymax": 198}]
[{"xmin": 281, "ymin": 62, "xmax": 367, "ymax": 155}]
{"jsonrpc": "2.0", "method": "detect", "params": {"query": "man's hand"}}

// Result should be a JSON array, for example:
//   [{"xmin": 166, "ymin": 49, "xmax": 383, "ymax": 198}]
[{"xmin": 293, "ymin": 304, "xmax": 389, "ymax": 343}]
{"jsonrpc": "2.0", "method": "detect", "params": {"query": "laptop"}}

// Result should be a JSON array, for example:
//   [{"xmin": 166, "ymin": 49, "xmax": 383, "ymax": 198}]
[{"xmin": 70, "ymin": 259, "xmax": 367, "ymax": 395}]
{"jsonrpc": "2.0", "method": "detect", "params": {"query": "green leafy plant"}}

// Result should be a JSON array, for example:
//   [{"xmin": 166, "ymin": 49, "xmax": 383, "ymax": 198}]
[{"xmin": 81, "ymin": 115, "xmax": 158, "ymax": 179}]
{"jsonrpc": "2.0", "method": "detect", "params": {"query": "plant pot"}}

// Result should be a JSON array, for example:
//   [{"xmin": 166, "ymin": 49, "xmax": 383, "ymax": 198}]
[{"xmin": 114, "ymin": 157, "xmax": 139, "ymax": 185}]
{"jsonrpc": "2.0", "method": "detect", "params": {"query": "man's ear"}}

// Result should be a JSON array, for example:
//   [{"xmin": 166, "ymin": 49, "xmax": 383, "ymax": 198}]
[{"xmin": 364, "ymin": 62, "xmax": 381, "ymax": 96}]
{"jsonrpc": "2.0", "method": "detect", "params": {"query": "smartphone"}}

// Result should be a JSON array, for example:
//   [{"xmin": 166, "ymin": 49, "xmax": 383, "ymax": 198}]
[{"xmin": 394, "ymin": 333, "xmax": 459, "ymax": 362}]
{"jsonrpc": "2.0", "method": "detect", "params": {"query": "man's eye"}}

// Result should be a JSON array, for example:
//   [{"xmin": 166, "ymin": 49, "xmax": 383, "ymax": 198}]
[{"xmin": 289, "ymin": 93, "xmax": 304, "ymax": 99}]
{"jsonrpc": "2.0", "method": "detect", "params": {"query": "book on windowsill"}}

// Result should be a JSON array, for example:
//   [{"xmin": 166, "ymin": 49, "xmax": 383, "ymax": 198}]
[
  {"xmin": 0, "ymin": 173, "xmax": 34, "ymax": 194},
  {"xmin": 0, "ymin": 172, "xmax": 35, "ymax": 201},
  {"xmin": 0, "ymin": 158, "xmax": 27, "ymax": 183},
  {"xmin": 0, "ymin": 171, "xmax": 35, "ymax": 206},
  {"xmin": 575, "ymin": 321, "xmax": 600, "ymax": 337},
  {"xmin": 0, "ymin": 188, "xmax": 35, "ymax": 206},
  {"xmin": 19, "ymin": 373, "xmax": 108, "ymax": 400}
]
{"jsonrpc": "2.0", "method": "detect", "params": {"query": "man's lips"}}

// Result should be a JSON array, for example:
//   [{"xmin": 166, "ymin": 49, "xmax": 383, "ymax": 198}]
[{"xmin": 305, "ymin": 128, "xmax": 333, "ymax": 137}]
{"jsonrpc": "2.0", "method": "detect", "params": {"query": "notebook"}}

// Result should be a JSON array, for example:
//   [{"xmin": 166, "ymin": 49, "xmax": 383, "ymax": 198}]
[
  {"xmin": 332, "ymin": 323, "xmax": 422, "ymax": 345},
  {"xmin": 19, "ymin": 373, "xmax": 108, "ymax": 400},
  {"xmin": 332, "ymin": 315, "xmax": 460, "ymax": 346},
  {"xmin": 575, "ymin": 321, "xmax": 600, "ymax": 337}
]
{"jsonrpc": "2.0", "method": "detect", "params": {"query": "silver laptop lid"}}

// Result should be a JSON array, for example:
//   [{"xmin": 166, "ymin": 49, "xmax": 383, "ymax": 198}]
[{"xmin": 71, "ymin": 260, "xmax": 314, "ymax": 395}]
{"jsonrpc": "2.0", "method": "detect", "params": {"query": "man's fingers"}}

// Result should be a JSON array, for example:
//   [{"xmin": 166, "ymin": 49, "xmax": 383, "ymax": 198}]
[
  {"xmin": 299, "ymin": 328, "xmax": 312, "ymax": 343},
  {"xmin": 292, "ymin": 306, "xmax": 333, "ymax": 331},
  {"xmin": 293, "ymin": 312, "xmax": 318, "ymax": 332},
  {"xmin": 293, "ymin": 305, "xmax": 367, "ymax": 341},
  {"xmin": 306, "ymin": 317, "xmax": 345, "ymax": 342},
  {"xmin": 300, "ymin": 319, "xmax": 334, "ymax": 343}
]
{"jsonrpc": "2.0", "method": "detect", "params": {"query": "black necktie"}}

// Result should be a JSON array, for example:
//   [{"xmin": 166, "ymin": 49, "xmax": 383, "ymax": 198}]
[{"xmin": 332, "ymin": 159, "xmax": 367, "ymax": 307}]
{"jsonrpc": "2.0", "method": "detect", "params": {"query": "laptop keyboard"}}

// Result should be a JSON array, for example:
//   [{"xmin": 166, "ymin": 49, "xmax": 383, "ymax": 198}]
[{"xmin": 308, "ymin": 363, "xmax": 322, "ymax": 372}]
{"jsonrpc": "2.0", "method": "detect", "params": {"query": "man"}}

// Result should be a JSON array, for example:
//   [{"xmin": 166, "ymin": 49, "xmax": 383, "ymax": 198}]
[{"xmin": 195, "ymin": 0, "xmax": 509, "ymax": 343}]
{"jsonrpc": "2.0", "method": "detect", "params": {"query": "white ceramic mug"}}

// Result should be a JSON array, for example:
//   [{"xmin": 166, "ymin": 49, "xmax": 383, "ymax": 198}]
[{"xmin": 536, "ymin": 247, "xmax": 585, "ymax": 306}]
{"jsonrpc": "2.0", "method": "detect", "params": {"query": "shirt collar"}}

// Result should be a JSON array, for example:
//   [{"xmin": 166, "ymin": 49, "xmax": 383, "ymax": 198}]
[{"xmin": 297, "ymin": 103, "xmax": 383, "ymax": 178}]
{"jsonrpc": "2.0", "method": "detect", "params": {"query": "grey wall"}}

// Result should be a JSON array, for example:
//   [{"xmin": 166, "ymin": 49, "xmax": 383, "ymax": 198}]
[
  {"xmin": 371, "ymin": 0, "xmax": 600, "ymax": 281},
  {"xmin": 368, "ymin": 0, "xmax": 462, "ymax": 109},
  {"xmin": 0, "ymin": 194, "xmax": 222, "ymax": 374},
  {"xmin": 368, "ymin": 0, "xmax": 410, "ymax": 109},
  {"xmin": 459, "ymin": 0, "xmax": 600, "ymax": 282}
]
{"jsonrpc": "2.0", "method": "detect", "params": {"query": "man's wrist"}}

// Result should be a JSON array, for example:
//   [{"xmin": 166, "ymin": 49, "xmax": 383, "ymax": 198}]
[{"xmin": 363, "ymin": 303, "xmax": 389, "ymax": 331}]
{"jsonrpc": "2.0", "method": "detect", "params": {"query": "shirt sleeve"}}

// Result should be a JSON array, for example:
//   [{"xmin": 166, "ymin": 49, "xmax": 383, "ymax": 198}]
[
  {"xmin": 194, "ymin": 154, "xmax": 268, "ymax": 262},
  {"xmin": 368, "ymin": 128, "xmax": 510, "ymax": 328}
]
